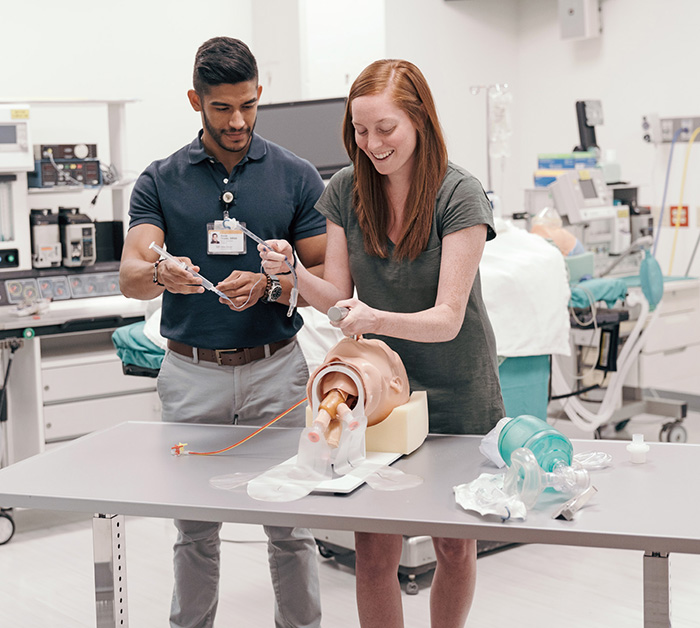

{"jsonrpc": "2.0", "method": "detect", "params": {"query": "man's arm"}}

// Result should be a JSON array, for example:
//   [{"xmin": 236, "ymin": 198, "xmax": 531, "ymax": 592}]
[
  {"xmin": 119, "ymin": 223, "xmax": 205, "ymax": 300},
  {"xmin": 119, "ymin": 224, "xmax": 165, "ymax": 300}
]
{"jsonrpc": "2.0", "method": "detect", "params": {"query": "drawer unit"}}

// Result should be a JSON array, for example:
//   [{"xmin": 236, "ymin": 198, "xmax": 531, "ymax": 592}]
[
  {"xmin": 38, "ymin": 327, "xmax": 160, "ymax": 443},
  {"xmin": 42, "ymin": 353, "xmax": 155, "ymax": 403},
  {"xmin": 642, "ymin": 281, "xmax": 700, "ymax": 354},
  {"xmin": 44, "ymin": 390, "xmax": 160, "ymax": 442},
  {"xmin": 627, "ymin": 343, "xmax": 700, "ymax": 390}
]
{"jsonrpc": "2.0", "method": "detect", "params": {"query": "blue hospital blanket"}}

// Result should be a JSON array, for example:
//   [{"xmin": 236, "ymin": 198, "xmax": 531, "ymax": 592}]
[
  {"xmin": 112, "ymin": 321, "xmax": 165, "ymax": 371},
  {"xmin": 569, "ymin": 277, "xmax": 628, "ymax": 309}
]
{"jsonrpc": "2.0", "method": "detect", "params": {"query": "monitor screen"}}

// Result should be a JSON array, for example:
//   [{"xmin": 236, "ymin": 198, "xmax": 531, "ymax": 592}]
[
  {"xmin": 255, "ymin": 98, "xmax": 350, "ymax": 179},
  {"xmin": 0, "ymin": 125, "xmax": 17, "ymax": 145},
  {"xmin": 579, "ymin": 177, "xmax": 598, "ymax": 200}
]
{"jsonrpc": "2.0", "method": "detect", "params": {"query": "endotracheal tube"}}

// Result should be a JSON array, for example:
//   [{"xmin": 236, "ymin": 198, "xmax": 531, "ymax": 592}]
[{"xmin": 227, "ymin": 218, "xmax": 298, "ymax": 316}]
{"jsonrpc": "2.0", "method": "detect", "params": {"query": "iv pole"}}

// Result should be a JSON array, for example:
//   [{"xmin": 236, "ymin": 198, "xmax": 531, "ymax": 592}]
[{"xmin": 470, "ymin": 83, "xmax": 508, "ymax": 193}]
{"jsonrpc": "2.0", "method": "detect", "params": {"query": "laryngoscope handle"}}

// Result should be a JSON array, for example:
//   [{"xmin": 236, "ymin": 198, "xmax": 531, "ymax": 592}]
[{"xmin": 327, "ymin": 306, "xmax": 349, "ymax": 322}]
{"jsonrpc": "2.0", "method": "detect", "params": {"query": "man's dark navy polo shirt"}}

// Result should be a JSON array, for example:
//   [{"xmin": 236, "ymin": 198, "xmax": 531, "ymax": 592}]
[{"xmin": 128, "ymin": 131, "xmax": 326, "ymax": 349}]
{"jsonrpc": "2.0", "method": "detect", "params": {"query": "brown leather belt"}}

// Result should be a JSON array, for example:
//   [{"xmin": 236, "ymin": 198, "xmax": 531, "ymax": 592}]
[{"xmin": 167, "ymin": 337, "xmax": 293, "ymax": 367}]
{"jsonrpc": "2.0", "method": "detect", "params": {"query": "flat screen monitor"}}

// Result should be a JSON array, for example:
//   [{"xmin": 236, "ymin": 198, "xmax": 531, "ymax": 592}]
[
  {"xmin": 579, "ymin": 177, "xmax": 598, "ymax": 199},
  {"xmin": 255, "ymin": 97, "xmax": 350, "ymax": 179},
  {"xmin": 0, "ymin": 125, "xmax": 17, "ymax": 144}
]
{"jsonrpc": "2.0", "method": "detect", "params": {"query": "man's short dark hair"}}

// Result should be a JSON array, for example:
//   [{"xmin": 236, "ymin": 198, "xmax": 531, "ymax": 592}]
[{"xmin": 193, "ymin": 37, "xmax": 258, "ymax": 94}]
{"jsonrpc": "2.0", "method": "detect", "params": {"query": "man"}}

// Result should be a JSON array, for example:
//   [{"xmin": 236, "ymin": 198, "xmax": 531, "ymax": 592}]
[{"xmin": 119, "ymin": 36, "xmax": 326, "ymax": 628}]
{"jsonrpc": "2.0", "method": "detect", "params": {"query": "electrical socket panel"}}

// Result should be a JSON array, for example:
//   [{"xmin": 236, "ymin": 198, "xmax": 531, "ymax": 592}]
[{"xmin": 642, "ymin": 114, "xmax": 700, "ymax": 143}]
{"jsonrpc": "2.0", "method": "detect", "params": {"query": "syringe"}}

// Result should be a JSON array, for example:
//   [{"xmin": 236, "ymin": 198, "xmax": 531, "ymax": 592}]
[{"xmin": 149, "ymin": 241, "xmax": 234, "ymax": 305}]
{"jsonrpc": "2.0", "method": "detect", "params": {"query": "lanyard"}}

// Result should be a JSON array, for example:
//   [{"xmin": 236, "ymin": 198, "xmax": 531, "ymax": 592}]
[{"xmin": 206, "ymin": 160, "xmax": 239, "ymax": 218}]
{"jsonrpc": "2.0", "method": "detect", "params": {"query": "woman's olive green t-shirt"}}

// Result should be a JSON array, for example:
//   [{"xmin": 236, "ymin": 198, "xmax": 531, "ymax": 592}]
[{"xmin": 315, "ymin": 163, "xmax": 505, "ymax": 435}]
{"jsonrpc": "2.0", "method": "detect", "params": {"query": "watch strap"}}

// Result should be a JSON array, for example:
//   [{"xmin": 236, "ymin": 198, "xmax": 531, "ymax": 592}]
[{"xmin": 262, "ymin": 273, "xmax": 281, "ymax": 303}]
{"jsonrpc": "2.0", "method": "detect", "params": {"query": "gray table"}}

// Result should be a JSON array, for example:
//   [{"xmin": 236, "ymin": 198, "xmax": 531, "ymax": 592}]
[{"xmin": 0, "ymin": 421, "xmax": 696, "ymax": 627}]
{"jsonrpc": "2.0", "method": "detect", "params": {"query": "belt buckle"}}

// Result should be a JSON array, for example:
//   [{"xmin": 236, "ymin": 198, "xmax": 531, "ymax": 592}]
[{"xmin": 215, "ymin": 348, "xmax": 241, "ymax": 365}]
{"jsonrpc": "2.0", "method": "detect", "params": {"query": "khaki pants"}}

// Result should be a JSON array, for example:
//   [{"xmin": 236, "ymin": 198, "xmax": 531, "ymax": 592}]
[{"xmin": 159, "ymin": 340, "xmax": 322, "ymax": 628}]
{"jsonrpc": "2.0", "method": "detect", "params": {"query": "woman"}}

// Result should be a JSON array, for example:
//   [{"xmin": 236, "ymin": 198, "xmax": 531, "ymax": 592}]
[{"xmin": 260, "ymin": 59, "xmax": 505, "ymax": 628}]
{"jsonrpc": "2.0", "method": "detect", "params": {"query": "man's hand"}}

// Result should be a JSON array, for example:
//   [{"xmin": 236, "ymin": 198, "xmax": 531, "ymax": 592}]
[
  {"xmin": 216, "ymin": 270, "xmax": 266, "ymax": 311},
  {"xmin": 157, "ymin": 257, "xmax": 205, "ymax": 294}
]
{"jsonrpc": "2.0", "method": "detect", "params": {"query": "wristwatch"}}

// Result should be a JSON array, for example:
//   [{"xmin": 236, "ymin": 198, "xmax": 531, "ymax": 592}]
[{"xmin": 262, "ymin": 273, "xmax": 282, "ymax": 303}]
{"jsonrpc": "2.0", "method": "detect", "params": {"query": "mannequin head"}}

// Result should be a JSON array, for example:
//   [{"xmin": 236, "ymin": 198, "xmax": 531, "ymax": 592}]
[{"xmin": 307, "ymin": 337, "xmax": 410, "ymax": 426}]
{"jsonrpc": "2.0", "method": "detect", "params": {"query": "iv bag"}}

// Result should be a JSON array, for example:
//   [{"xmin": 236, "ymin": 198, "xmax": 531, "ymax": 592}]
[{"xmin": 489, "ymin": 87, "xmax": 513, "ymax": 159}]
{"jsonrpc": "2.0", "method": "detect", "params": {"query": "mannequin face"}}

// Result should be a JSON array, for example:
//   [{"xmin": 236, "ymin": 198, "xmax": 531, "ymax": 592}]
[{"xmin": 308, "ymin": 337, "xmax": 410, "ymax": 426}]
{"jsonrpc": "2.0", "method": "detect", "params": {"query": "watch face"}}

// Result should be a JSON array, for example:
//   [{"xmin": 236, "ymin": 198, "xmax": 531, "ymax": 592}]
[{"xmin": 268, "ymin": 281, "xmax": 283, "ymax": 302}]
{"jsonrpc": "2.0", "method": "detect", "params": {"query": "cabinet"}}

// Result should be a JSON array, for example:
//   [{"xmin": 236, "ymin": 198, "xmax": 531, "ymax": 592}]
[
  {"xmin": 40, "ymin": 329, "xmax": 160, "ymax": 443},
  {"xmin": 0, "ymin": 98, "xmax": 160, "ymax": 466},
  {"xmin": 5, "ymin": 325, "xmax": 160, "ymax": 464},
  {"xmin": 624, "ymin": 278, "xmax": 700, "ymax": 392}
]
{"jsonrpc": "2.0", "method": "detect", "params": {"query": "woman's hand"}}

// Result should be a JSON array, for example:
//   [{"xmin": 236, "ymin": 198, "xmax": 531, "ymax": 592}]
[
  {"xmin": 330, "ymin": 298, "xmax": 381, "ymax": 337},
  {"xmin": 258, "ymin": 239, "xmax": 294, "ymax": 275}
]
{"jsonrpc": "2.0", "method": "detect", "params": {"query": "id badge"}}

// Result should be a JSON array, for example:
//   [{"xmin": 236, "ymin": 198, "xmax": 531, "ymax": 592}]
[{"xmin": 207, "ymin": 220, "xmax": 246, "ymax": 255}]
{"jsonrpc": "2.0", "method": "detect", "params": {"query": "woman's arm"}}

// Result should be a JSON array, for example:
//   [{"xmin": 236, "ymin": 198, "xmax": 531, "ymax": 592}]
[
  {"xmin": 261, "ymin": 220, "xmax": 354, "ymax": 312},
  {"xmin": 333, "ymin": 224, "xmax": 487, "ymax": 342}
]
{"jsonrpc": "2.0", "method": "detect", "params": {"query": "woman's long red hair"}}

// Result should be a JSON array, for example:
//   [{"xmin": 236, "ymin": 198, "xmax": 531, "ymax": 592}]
[{"xmin": 342, "ymin": 60, "xmax": 448, "ymax": 260}]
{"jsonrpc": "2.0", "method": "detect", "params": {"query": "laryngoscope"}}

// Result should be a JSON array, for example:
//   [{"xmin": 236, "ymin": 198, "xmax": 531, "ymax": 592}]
[
  {"xmin": 328, "ymin": 306, "xmax": 349, "ymax": 322},
  {"xmin": 148, "ymin": 242, "xmax": 234, "ymax": 306}
]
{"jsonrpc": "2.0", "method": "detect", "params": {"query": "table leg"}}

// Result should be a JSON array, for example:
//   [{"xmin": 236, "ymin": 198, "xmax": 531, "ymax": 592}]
[
  {"xmin": 93, "ymin": 514, "xmax": 129, "ymax": 627},
  {"xmin": 643, "ymin": 550, "xmax": 671, "ymax": 628}
]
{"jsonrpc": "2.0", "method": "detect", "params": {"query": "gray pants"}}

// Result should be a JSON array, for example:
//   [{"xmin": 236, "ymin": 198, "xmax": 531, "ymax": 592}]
[{"xmin": 158, "ymin": 340, "xmax": 322, "ymax": 628}]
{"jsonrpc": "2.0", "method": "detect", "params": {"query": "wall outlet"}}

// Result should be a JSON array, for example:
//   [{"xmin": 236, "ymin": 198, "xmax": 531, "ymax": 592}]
[{"xmin": 643, "ymin": 114, "xmax": 700, "ymax": 143}]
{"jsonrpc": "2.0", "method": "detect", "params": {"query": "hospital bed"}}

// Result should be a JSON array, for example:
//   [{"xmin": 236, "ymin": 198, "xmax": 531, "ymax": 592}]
[{"xmin": 484, "ymin": 220, "xmax": 691, "ymax": 439}]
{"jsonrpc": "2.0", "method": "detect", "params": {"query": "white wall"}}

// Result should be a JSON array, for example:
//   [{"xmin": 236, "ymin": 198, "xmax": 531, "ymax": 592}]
[
  {"xmin": 2, "ymin": 0, "xmax": 384, "ymax": 220},
  {"xmin": 385, "ymin": 0, "xmax": 520, "ymax": 206},
  {"xmin": 515, "ymin": 0, "xmax": 700, "ymax": 213},
  {"xmin": 4, "ymin": 0, "xmax": 700, "ymax": 275},
  {"xmin": 384, "ymin": 0, "xmax": 700, "ymax": 275},
  {"xmin": 1, "ymin": 0, "xmax": 254, "ymax": 220},
  {"xmin": 1, "ymin": 0, "xmax": 256, "ymax": 168}
]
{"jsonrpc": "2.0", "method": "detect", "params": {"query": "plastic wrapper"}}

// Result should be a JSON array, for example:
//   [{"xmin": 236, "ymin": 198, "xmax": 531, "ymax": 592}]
[{"xmin": 454, "ymin": 473, "xmax": 527, "ymax": 521}]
